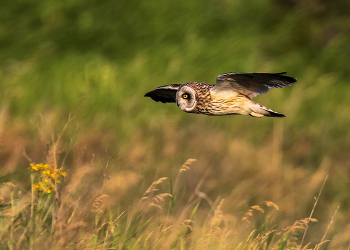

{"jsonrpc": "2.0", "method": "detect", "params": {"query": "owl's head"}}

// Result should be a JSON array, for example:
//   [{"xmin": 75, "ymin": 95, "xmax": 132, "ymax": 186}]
[{"xmin": 176, "ymin": 86, "xmax": 197, "ymax": 112}]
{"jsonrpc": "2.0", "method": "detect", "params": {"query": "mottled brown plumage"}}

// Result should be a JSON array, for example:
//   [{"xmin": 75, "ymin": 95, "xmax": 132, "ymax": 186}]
[
  {"xmin": 179, "ymin": 82, "xmax": 213, "ymax": 114},
  {"xmin": 145, "ymin": 72, "xmax": 297, "ymax": 118}
]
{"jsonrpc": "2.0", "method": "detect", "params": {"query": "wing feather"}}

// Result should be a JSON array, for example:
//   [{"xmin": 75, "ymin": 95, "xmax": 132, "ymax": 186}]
[
  {"xmin": 144, "ymin": 84, "xmax": 181, "ymax": 103},
  {"xmin": 211, "ymin": 72, "xmax": 297, "ymax": 99}
]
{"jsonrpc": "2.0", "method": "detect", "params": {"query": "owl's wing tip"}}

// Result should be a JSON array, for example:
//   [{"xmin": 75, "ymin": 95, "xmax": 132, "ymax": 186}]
[{"xmin": 144, "ymin": 87, "xmax": 178, "ymax": 103}]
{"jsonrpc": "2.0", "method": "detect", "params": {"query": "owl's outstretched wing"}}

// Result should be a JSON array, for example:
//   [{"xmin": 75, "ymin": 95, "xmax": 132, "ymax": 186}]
[
  {"xmin": 144, "ymin": 84, "xmax": 181, "ymax": 103},
  {"xmin": 211, "ymin": 72, "xmax": 297, "ymax": 99}
]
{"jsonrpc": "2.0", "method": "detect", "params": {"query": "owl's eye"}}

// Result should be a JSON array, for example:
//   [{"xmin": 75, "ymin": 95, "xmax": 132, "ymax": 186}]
[{"xmin": 182, "ymin": 94, "xmax": 189, "ymax": 99}]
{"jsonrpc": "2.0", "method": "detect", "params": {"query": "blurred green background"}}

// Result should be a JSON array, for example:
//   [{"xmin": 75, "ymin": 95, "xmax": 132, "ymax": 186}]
[{"xmin": 1, "ymin": 0, "xmax": 350, "ymax": 248}]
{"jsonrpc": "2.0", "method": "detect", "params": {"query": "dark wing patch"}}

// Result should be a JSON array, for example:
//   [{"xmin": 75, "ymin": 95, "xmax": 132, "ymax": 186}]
[
  {"xmin": 144, "ymin": 84, "xmax": 181, "ymax": 103},
  {"xmin": 213, "ymin": 72, "xmax": 297, "ymax": 99}
]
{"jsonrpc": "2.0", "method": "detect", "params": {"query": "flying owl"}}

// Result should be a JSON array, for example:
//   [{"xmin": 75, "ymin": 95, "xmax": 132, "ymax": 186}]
[{"xmin": 144, "ymin": 72, "xmax": 297, "ymax": 117}]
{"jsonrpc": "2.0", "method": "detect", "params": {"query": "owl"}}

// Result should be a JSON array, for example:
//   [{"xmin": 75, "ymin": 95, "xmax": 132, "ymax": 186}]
[{"xmin": 144, "ymin": 72, "xmax": 297, "ymax": 117}]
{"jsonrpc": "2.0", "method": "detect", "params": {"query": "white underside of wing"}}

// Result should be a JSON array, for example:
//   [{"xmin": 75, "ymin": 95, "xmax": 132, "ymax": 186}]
[{"xmin": 210, "ymin": 86, "xmax": 239, "ymax": 99}]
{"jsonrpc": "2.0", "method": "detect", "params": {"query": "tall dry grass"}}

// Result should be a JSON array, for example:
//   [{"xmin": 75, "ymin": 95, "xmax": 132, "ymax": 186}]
[{"xmin": 0, "ymin": 115, "xmax": 343, "ymax": 249}]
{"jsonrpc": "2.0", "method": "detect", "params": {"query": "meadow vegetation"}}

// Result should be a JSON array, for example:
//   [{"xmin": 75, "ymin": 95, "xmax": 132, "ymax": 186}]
[{"xmin": 0, "ymin": 0, "xmax": 350, "ymax": 249}]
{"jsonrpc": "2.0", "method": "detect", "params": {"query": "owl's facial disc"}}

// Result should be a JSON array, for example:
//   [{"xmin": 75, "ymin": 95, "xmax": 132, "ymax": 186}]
[{"xmin": 176, "ymin": 86, "xmax": 197, "ymax": 112}]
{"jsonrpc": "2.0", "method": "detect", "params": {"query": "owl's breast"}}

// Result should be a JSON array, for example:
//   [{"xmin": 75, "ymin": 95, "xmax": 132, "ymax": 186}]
[{"xmin": 183, "ymin": 91, "xmax": 209, "ymax": 115}]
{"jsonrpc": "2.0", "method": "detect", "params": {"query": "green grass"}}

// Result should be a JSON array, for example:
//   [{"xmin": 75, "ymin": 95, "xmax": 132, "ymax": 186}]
[{"xmin": 1, "ymin": 0, "xmax": 350, "ymax": 248}]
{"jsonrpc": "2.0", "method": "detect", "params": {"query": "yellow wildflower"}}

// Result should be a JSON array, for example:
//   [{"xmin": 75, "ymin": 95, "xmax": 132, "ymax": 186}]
[
  {"xmin": 33, "ymin": 183, "xmax": 43, "ymax": 191},
  {"xmin": 29, "ymin": 163, "xmax": 65, "ymax": 194},
  {"xmin": 31, "ymin": 164, "xmax": 38, "ymax": 171}
]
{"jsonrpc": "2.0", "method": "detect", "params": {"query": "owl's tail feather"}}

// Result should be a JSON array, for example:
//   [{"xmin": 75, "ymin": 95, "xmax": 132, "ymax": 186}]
[{"xmin": 249, "ymin": 102, "xmax": 285, "ymax": 118}]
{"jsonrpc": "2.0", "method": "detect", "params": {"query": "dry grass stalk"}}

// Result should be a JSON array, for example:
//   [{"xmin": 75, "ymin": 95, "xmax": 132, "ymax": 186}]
[
  {"xmin": 313, "ymin": 205, "xmax": 340, "ymax": 250},
  {"xmin": 195, "ymin": 190, "xmax": 213, "ymax": 207},
  {"xmin": 142, "ymin": 177, "xmax": 172, "ymax": 214},
  {"xmin": 299, "ymin": 175, "xmax": 328, "ymax": 249},
  {"xmin": 242, "ymin": 201, "xmax": 279, "ymax": 224},
  {"xmin": 150, "ymin": 193, "xmax": 173, "ymax": 210},
  {"xmin": 203, "ymin": 199, "xmax": 229, "ymax": 248},
  {"xmin": 246, "ymin": 229, "xmax": 257, "ymax": 243},
  {"xmin": 263, "ymin": 201, "xmax": 280, "ymax": 211},
  {"xmin": 279, "ymin": 217, "xmax": 318, "ymax": 248},
  {"xmin": 173, "ymin": 158, "xmax": 197, "ymax": 193},
  {"xmin": 143, "ymin": 177, "xmax": 168, "ymax": 197},
  {"xmin": 252, "ymin": 229, "xmax": 277, "ymax": 249},
  {"xmin": 180, "ymin": 158, "xmax": 197, "ymax": 172},
  {"xmin": 144, "ymin": 231, "xmax": 153, "ymax": 245},
  {"xmin": 159, "ymin": 197, "xmax": 201, "ymax": 250},
  {"xmin": 91, "ymin": 194, "xmax": 109, "ymax": 214},
  {"xmin": 212, "ymin": 199, "xmax": 224, "ymax": 227}
]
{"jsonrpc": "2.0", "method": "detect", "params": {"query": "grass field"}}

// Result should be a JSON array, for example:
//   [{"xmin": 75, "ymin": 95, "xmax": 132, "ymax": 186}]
[{"xmin": 0, "ymin": 0, "xmax": 350, "ymax": 249}]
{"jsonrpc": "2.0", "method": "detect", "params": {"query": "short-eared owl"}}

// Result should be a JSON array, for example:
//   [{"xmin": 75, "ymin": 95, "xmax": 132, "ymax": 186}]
[{"xmin": 145, "ymin": 72, "xmax": 297, "ymax": 118}]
